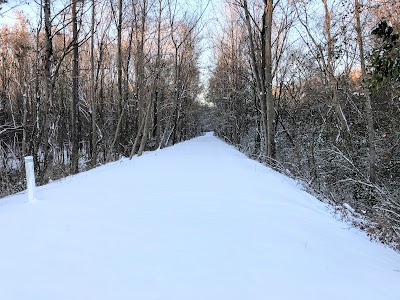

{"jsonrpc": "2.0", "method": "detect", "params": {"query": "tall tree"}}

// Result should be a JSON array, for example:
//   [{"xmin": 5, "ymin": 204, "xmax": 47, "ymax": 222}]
[
  {"xmin": 354, "ymin": 0, "xmax": 376, "ymax": 183},
  {"xmin": 321, "ymin": 0, "xmax": 349, "ymax": 133},
  {"xmin": 241, "ymin": 0, "xmax": 275, "ymax": 158},
  {"xmin": 71, "ymin": 0, "xmax": 80, "ymax": 174},
  {"xmin": 293, "ymin": 0, "xmax": 350, "ymax": 135},
  {"xmin": 39, "ymin": 0, "xmax": 53, "ymax": 179},
  {"xmin": 263, "ymin": 0, "xmax": 274, "ymax": 158},
  {"xmin": 108, "ymin": 0, "xmax": 126, "ymax": 159},
  {"xmin": 90, "ymin": 0, "xmax": 97, "ymax": 166}
]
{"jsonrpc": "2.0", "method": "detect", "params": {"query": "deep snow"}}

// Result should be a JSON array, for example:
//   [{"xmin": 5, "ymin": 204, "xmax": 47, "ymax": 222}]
[{"xmin": 0, "ymin": 132, "xmax": 399, "ymax": 299}]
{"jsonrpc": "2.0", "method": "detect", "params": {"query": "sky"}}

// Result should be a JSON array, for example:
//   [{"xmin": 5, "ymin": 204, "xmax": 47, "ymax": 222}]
[{"xmin": 0, "ymin": 0, "xmax": 37, "ymax": 25}]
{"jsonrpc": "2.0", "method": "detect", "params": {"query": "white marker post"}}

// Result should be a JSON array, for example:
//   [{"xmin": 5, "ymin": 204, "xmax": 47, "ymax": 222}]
[{"xmin": 24, "ymin": 156, "xmax": 36, "ymax": 202}]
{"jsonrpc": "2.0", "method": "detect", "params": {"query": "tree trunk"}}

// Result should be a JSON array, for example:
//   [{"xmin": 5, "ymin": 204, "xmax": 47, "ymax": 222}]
[
  {"xmin": 71, "ymin": 0, "xmax": 79, "ymax": 174},
  {"xmin": 33, "ymin": 11, "xmax": 42, "ymax": 166},
  {"xmin": 355, "ymin": 0, "xmax": 376, "ymax": 183},
  {"xmin": 90, "ymin": 0, "xmax": 97, "ymax": 167},
  {"xmin": 136, "ymin": 0, "xmax": 147, "ymax": 126},
  {"xmin": 243, "ymin": 0, "xmax": 272, "ymax": 159},
  {"xmin": 263, "ymin": 0, "xmax": 275, "ymax": 158},
  {"xmin": 154, "ymin": 0, "xmax": 163, "ymax": 146},
  {"xmin": 138, "ymin": 100, "xmax": 153, "ymax": 156},
  {"xmin": 21, "ymin": 57, "xmax": 27, "ymax": 157},
  {"xmin": 40, "ymin": 0, "xmax": 53, "ymax": 180},
  {"xmin": 117, "ymin": 0, "xmax": 123, "ymax": 117},
  {"xmin": 108, "ymin": 0, "xmax": 124, "ymax": 159},
  {"xmin": 322, "ymin": 0, "xmax": 349, "ymax": 133}
]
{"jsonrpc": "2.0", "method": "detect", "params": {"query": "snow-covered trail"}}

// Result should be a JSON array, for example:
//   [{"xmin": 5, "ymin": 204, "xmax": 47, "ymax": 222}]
[{"xmin": 0, "ymin": 133, "xmax": 399, "ymax": 300}]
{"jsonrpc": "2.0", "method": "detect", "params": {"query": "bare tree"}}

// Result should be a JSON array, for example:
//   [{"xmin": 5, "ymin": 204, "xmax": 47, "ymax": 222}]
[
  {"xmin": 107, "ymin": 0, "xmax": 124, "ymax": 159},
  {"xmin": 354, "ymin": 0, "xmax": 376, "ymax": 183},
  {"xmin": 292, "ymin": 0, "xmax": 350, "ymax": 134},
  {"xmin": 263, "ymin": 0, "xmax": 274, "ymax": 158},
  {"xmin": 71, "ymin": 0, "xmax": 80, "ymax": 174},
  {"xmin": 39, "ymin": 0, "xmax": 54, "ymax": 179},
  {"xmin": 240, "ymin": 0, "xmax": 275, "ymax": 158},
  {"xmin": 90, "ymin": 0, "xmax": 97, "ymax": 167}
]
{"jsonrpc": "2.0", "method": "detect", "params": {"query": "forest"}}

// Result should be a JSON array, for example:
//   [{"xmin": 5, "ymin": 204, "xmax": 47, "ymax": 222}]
[{"xmin": 0, "ymin": 0, "xmax": 399, "ymax": 248}]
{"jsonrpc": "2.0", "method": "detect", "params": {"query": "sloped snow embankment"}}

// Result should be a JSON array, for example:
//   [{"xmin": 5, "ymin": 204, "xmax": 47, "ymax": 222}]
[{"xmin": 0, "ymin": 132, "xmax": 399, "ymax": 299}]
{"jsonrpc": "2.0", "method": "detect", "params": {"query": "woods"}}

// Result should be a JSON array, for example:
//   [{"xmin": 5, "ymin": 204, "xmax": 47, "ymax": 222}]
[
  {"xmin": 1, "ymin": 0, "xmax": 203, "ymax": 194},
  {"xmin": 0, "ymin": 0, "xmax": 399, "ymax": 248},
  {"xmin": 207, "ymin": 0, "xmax": 399, "ymax": 247}
]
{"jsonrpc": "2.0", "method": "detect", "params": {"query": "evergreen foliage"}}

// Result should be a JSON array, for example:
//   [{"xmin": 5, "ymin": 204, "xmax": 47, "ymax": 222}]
[{"xmin": 369, "ymin": 21, "xmax": 400, "ymax": 89}]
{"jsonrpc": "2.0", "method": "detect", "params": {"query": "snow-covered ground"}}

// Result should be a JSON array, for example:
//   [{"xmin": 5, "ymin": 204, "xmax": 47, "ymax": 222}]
[{"xmin": 1, "ymin": 133, "xmax": 399, "ymax": 299}]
